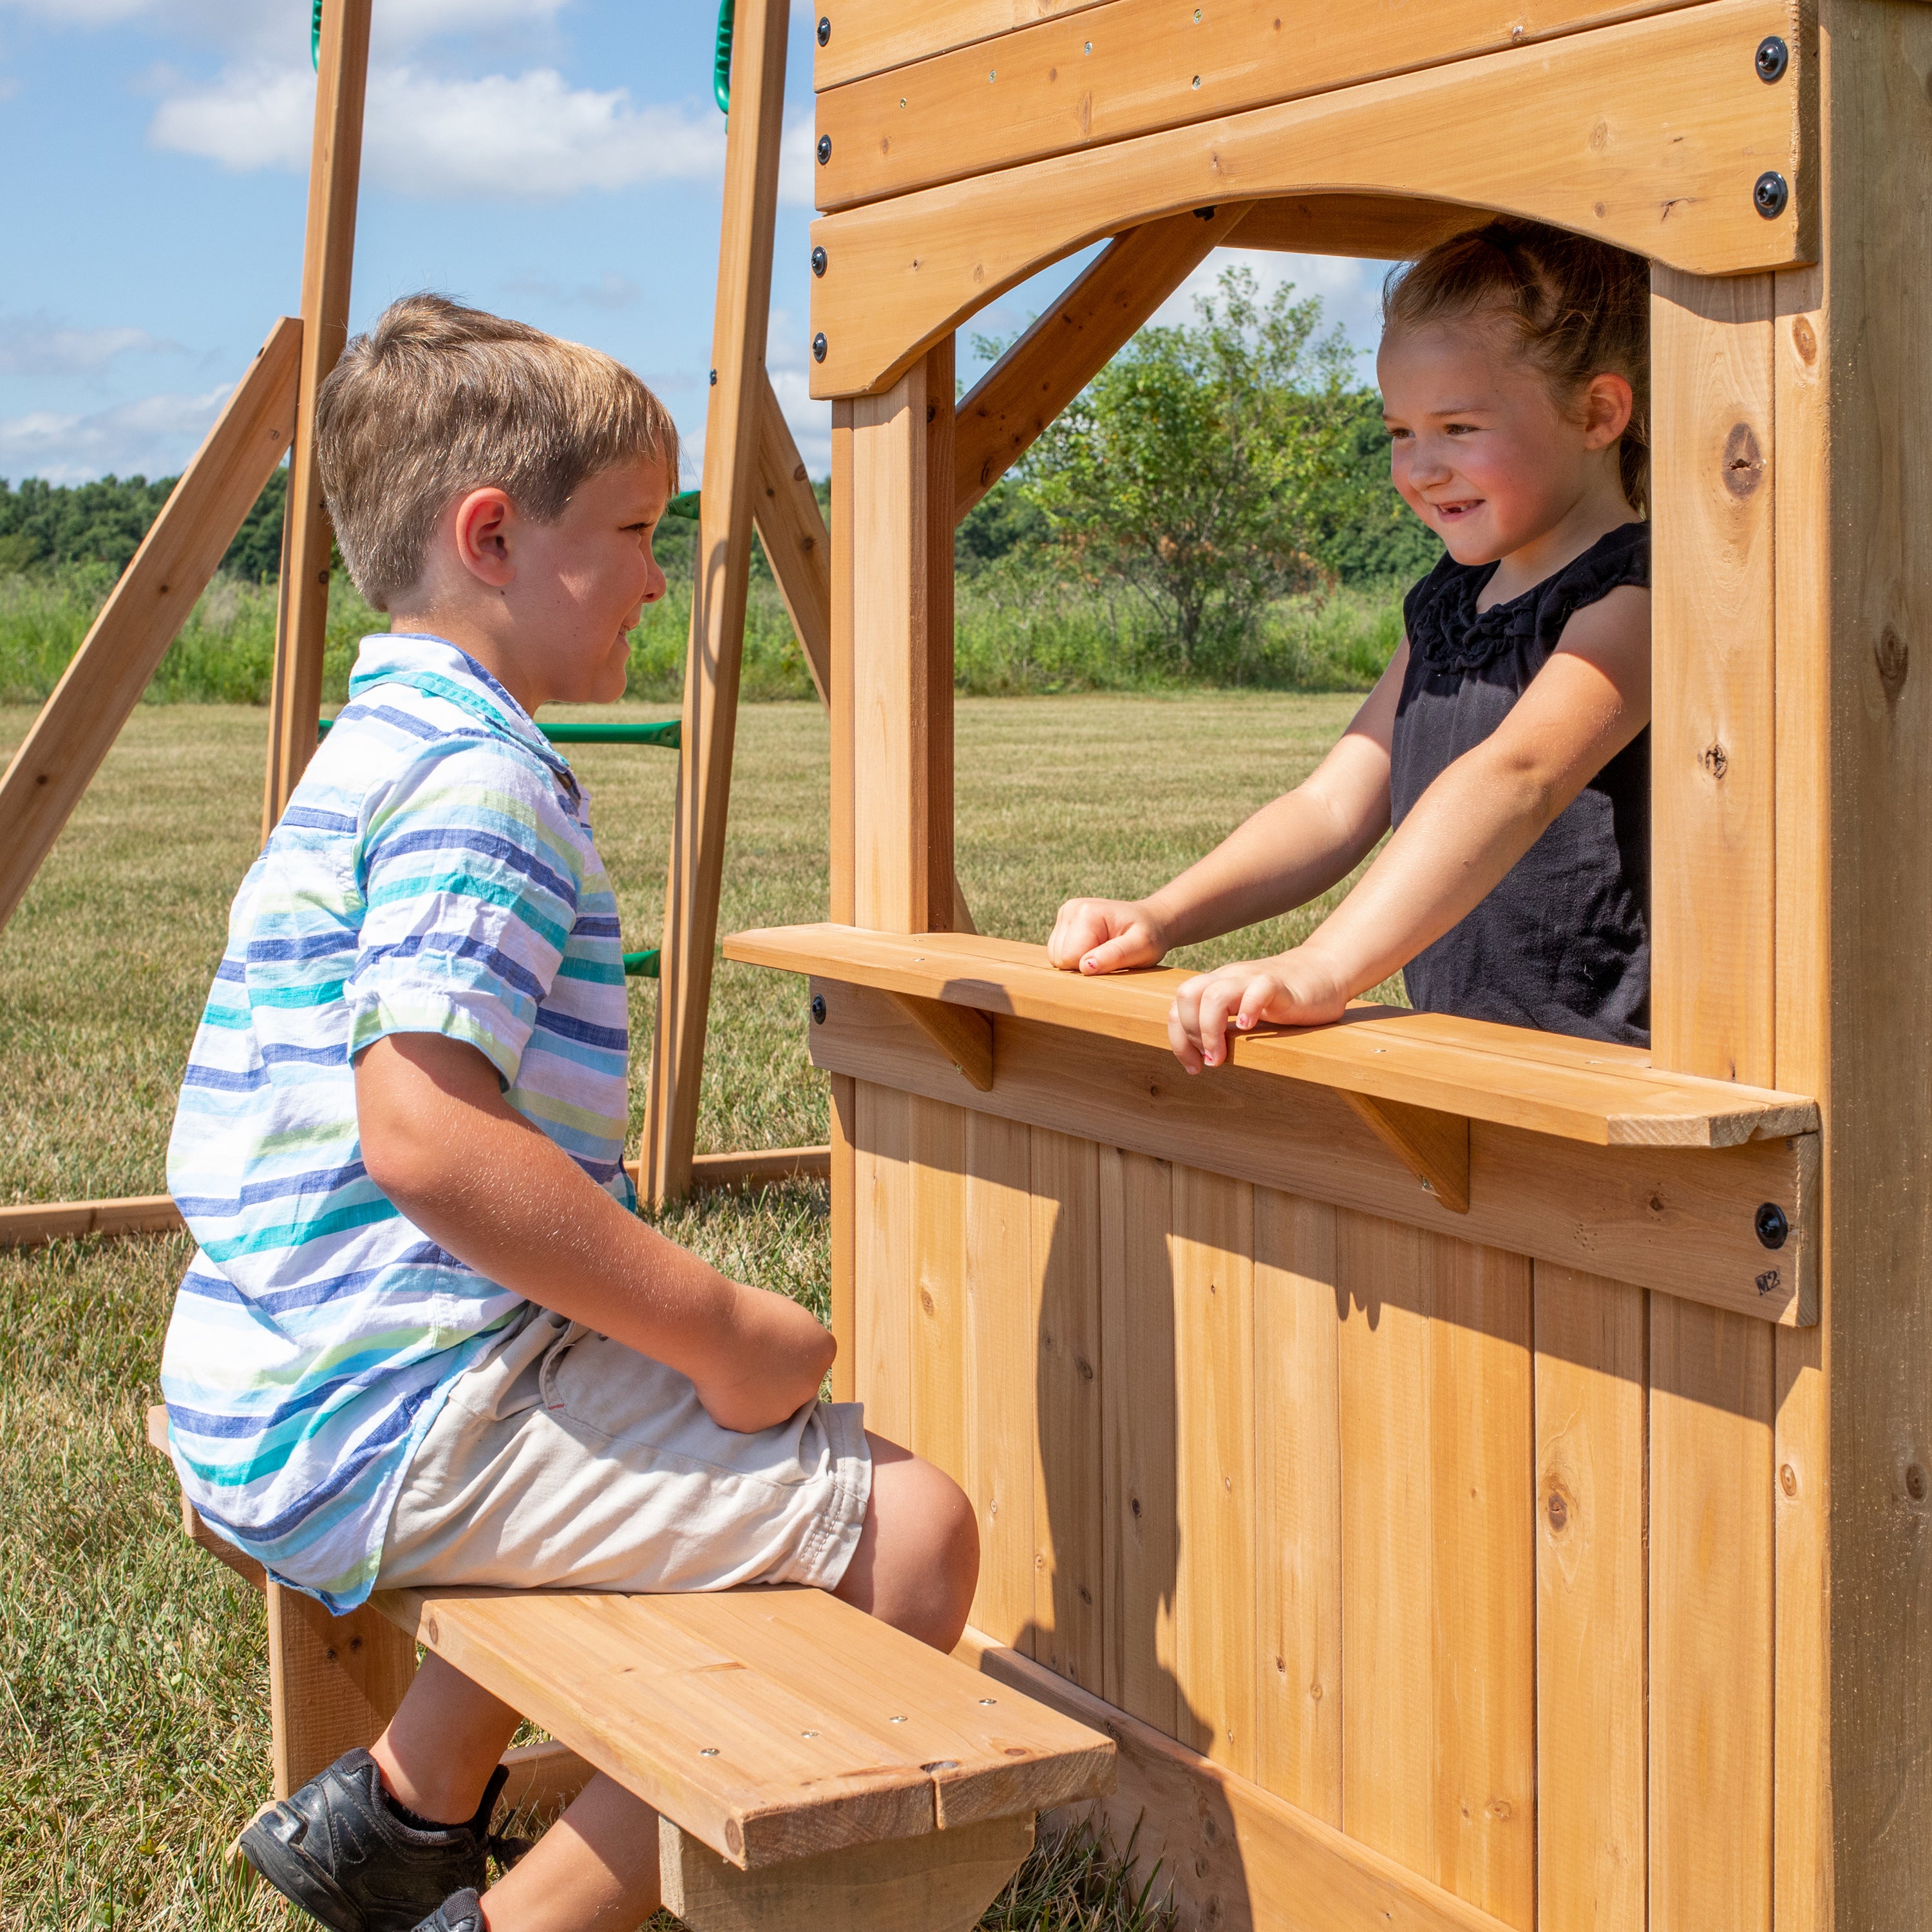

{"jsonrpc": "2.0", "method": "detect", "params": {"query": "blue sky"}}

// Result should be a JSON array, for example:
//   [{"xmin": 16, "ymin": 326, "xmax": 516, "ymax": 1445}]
[{"xmin": 0, "ymin": 0, "xmax": 1393, "ymax": 488}]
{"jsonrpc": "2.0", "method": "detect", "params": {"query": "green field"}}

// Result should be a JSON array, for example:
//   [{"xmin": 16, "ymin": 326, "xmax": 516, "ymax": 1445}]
[{"xmin": 0, "ymin": 693, "xmax": 1381, "ymax": 1928}]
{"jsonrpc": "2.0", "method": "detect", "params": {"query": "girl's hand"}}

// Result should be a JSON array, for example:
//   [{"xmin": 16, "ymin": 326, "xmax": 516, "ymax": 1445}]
[
  {"xmin": 1048, "ymin": 898, "xmax": 1169, "ymax": 974},
  {"xmin": 687, "ymin": 1284, "xmax": 837, "ymax": 1434},
  {"xmin": 1168, "ymin": 949, "xmax": 1354, "ymax": 1073}
]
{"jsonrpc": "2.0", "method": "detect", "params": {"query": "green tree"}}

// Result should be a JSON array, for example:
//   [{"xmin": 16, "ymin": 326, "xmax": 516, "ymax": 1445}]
[{"xmin": 1007, "ymin": 267, "xmax": 1374, "ymax": 668}]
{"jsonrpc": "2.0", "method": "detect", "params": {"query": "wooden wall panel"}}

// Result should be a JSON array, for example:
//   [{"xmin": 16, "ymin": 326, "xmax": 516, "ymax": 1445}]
[
  {"xmin": 1340, "ymin": 1219, "xmax": 1536, "ymax": 1928},
  {"xmin": 1028, "ymin": 1127, "xmax": 1104, "ymax": 1693},
  {"xmin": 909, "ymin": 1095, "xmax": 967, "ymax": 1486},
  {"xmin": 1098, "ymin": 1147, "xmax": 1179, "ymax": 1738},
  {"xmin": 853, "ymin": 1082, "xmax": 912, "ymax": 1446},
  {"xmin": 1253, "ymin": 1189, "xmax": 1342, "ymax": 1824},
  {"xmin": 1171, "ymin": 1167, "xmax": 1256, "ymax": 1779},
  {"xmin": 963, "ymin": 1110, "xmax": 1036, "ymax": 1653},
  {"xmin": 1649, "ymin": 261, "xmax": 1779, "ymax": 1932},
  {"xmin": 1533, "ymin": 1265, "xmax": 1647, "ymax": 1932}
]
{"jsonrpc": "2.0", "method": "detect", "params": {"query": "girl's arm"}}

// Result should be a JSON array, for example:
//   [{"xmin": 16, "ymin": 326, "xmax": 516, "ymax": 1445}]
[
  {"xmin": 1046, "ymin": 647, "xmax": 1407, "ymax": 974},
  {"xmin": 1170, "ymin": 583, "xmax": 1651, "ymax": 1071}
]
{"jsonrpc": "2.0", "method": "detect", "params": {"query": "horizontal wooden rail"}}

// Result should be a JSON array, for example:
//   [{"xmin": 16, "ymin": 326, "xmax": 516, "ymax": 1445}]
[{"xmin": 725, "ymin": 925, "xmax": 1817, "ymax": 1149}]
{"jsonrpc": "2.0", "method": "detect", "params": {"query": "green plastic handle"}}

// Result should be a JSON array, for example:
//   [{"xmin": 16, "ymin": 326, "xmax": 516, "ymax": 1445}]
[
  {"xmin": 714, "ymin": 0, "xmax": 734, "ymax": 112},
  {"xmin": 623, "ymin": 949, "xmax": 661, "ymax": 979},
  {"xmin": 317, "ymin": 718, "xmax": 680, "ymax": 748}
]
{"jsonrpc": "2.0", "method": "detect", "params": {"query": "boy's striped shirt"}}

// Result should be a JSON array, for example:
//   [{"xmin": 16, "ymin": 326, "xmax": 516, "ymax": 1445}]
[{"xmin": 161, "ymin": 636, "xmax": 633, "ymax": 1611}]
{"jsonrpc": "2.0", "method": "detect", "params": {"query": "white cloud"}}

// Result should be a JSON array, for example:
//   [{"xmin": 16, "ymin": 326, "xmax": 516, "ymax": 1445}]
[
  {"xmin": 150, "ymin": 61, "xmax": 724, "ymax": 199},
  {"xmin": 0, "ymin": 312, "xmax": 183, "ymax": 377},
  {"xmin": 1, "ymin": 0, "xmax": 565, "ymax": 55},
  {"xmin": 0, "ymin": 383, "xmax": 231, "ymax": 484},
  {"xmin": 1154, "ymin": 248, "xmax": 1392, "ymax": 359},
  {"xmin": 777, "ymin": 107, "xmax": 817, "ymax": 209}
]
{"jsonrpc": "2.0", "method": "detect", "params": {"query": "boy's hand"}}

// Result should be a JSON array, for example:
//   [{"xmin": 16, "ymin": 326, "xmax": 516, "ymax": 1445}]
[
  {"xmin": 1168, "ymin": 948, "xmax": 1354, "ymax": 1073},
  {"xmin": 1048, "ymin": 898, "xmax": 1168, "ymax": 975},
  {"xmin": 687, "ymin": 1284, "xmax": 838, "ymax": 1434}
]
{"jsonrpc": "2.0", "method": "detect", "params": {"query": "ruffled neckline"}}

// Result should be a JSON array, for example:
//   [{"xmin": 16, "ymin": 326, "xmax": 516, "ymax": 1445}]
[{"xmin": 1405, "ymin": 523, "xmax": 1648, "ymax": 675}]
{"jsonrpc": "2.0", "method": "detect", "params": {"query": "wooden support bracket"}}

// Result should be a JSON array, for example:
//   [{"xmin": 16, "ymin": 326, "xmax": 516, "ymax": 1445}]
[
  {"xmin": 1341, "ymin": 1092, "xmax": 1472, "ymax": 1215},
  {"xmin": 887, "ymin": 992, "xmax": 995, "ymax": 1091},
  {"xmin": 659, "ymin": 1812, "xmax": 1034, "ymax": 1932}
]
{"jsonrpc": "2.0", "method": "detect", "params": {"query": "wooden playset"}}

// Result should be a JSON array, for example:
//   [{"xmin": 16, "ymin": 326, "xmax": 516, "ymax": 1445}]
[{"xmin": 23, "ymin": 0, "xmax": 1932, "ymax": 1924}]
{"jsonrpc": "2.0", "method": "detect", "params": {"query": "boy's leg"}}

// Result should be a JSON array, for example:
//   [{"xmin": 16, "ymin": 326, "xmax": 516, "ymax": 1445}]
[
  {"xmin": 468, "ymin": 1435, "xmax": 978, "ymax": 1931},
  {"xmin": 370, "ymin": 1653, "xmax": 524, "ymax": 1827}
]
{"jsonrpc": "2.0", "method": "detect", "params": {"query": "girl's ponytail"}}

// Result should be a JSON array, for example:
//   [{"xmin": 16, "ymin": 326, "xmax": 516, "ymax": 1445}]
[{"xmin": 1383, "ymin": 220, "xmax": 1651, "ymax": 515}]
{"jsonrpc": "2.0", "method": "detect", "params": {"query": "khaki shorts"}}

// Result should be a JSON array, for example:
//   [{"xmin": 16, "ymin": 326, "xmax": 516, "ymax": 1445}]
[{"xmin": 376, "ymin": 1307, "xmax": 871, "ymax": 1596}]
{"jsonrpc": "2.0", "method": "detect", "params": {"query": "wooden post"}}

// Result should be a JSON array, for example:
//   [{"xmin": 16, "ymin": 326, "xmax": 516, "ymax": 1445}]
[
  {"xmin": 267, "ymin": 1582, "xmax": 416, "ymax": 1797},
  {"xmin": 261, "ymin": 0, "xmax": 371, "ymax": 840},
  {"xmin": 0, "ymin": 319, "xmax": 302, "ymax": 938},
  {"xmin": 641, "ymin": 0, "xmax": 791, "ymax": 1207}
]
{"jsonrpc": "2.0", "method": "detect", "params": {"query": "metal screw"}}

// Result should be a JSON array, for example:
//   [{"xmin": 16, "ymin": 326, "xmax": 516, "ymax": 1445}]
[
  {"xmin": 988, "ymin": 68, "xmax": 996, "ymax": 80},
  {"xmin": 1083, "ymin": 40, "xmax": 1092, "ymax": 53},
  {"xmin": 708, "ymin": 368, "xmax": 717, "ymax": 386},
  {"xmin": 816, "ymin": 133, "xmax": 831, "ymax": 164},
  {"xmin": 1193, "ymin": 205, "xmax": 1217, "ymax": 220},
  {"xmin": 1755, "ymin": 1201, "xmax": 1790, "ymax": 1249},
  {"xmin": 810, "ymin": 245, "xmax": 827, "ymax": 277},
  {"xmin": 890, "ymin": 1714, "xmax": 907, "ymax": 1723},
  {"xmin": 1191, "ymin": 74, "xmax": 1200, "ymax": 88},
  {"xmin": 812, "ymin": 332, "xmax": 828, "ymax": 363},
  {"xmin": 1755, "ymin": 34, "xmax": 1788, "ymax": 82},
  {"xmin": 978, "ymin": 1697, "xmax": 997, "ymax": 1706},
  {"xmin": 811, "ymin": 994, "xmax": 827, "ymax": 1024},
  {"xmin": 801, "ymin": 1728, "xmax": 819, "ymax": 1738},
  {"xmin": 817, "ymin": 14, "xmax": 830, "ymax": 44},
  {"xmin": 1754, "ymin": 171, "xmax": 1789, "ymax": 219},
  {"xmin": 701, "ymin": 1747, "xmax": 719, "ymax": 1757}
]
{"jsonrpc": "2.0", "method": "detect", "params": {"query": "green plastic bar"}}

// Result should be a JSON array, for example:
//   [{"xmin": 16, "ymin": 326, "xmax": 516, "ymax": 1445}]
[
  {"xmin": 317, "ymin": 718, "xmax": 679, "ymax": 748},
  {"xmin": 665, "ymin": 490, "xmax": 701, "ymax": 521},
  {"xmin": 623, "ymin": 949, "xmax": 661, "ymax": 978}
]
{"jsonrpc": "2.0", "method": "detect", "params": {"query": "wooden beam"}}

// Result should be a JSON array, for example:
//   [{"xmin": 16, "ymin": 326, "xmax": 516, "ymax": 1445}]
[
  {"xmin": 887, "ymin": 992, "xmax": 994, "ymax": 1091},
  {"xmin": 1232, "ymin": 194, "xmax": 1480, "ymax": 262},
  {"xmin": 628, "ymin": 1145, "xmax": 832, "ymax": 1194},
  {"xmin": 812, "ymin": 0, "xmax": 1108, "ymax": 90},
  {"xmin": 268, "ymin": 1582, "xmax": 417, "ymax": 1798},
  {"xmin": 1340, "ymin": 1092, "xmax": 1472, "ymax": 1215},
  {"xmin": 812, "ymin": 0, "xmax": 1714, "ymax": 213},
  {"xmin": 809, "ymin": 0, "xmax": 1814, "ymax": 396},
  {"xmin": 641, "ymin": 0, "xmax": 793, "ymax": 1207},
  {"xmin": 804, "ymin": 978, "xmax": 1817, "ymax": 1327},
  {"xmin": 752, "ymin": 372, "xmax": 832, "ymax": 703},
  {"xmin": 261, "ymin": 0, "xmax": 371, "ymax": 838},
  {"xmin": 952, "ymin": 208, "xmax": 1236, "ymax": 523},
  {"xmin": 0, "ymin": 1192, "xmax": 185, "ymax": 1248},
  {"xmin": 0, "ymin": 319, "xmax": 301, "ymax": 939}
]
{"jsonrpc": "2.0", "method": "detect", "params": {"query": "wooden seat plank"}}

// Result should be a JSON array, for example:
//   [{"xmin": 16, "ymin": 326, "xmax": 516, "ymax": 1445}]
[
  {"xmin": 723, "ymin": 925, "xmax": 1818, "ymax": 1149},
  {"xmin": 376, "ymin": 1585, "xmax": 1113, "ymax": 1870}
]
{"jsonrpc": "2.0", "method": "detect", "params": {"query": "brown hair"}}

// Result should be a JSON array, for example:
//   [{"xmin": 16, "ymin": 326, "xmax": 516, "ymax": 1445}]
[
  {"xmin": 1382, "ymin": 220, "xmax": 1650, "ymax": 515},
  {"xmin": 316, "ymin": 293, "xmax": 679, "ymax": 610}
]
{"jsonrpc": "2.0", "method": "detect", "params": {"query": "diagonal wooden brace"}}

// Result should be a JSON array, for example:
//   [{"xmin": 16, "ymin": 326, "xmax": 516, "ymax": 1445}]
[{"xmin": 1341, "ymin": 1091, "xmax": 1471, "ymax": 1214}]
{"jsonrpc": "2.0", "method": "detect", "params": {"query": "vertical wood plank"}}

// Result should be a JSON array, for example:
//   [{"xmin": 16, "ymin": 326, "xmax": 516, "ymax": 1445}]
[
  {"xmin": 829, "ymin": 400, "xmax": 855, "ymax": 927},
  {"xmin": 1534, "ymin": 1263, "xmax": 1647, "ymax": 1932},
  {"xmin": 1649, "ymin": 260, "xmax": 1779, "ymax": 1932},
  {"xmin": 1650, "ymin": 1296, "xmax": 1775, "ymax": 1932},
  {"xmin": 910, "ymin": 1095, "xmax": 968, "ymax": 1488},
  {"xmin": 1098, "ymin": 1146, "xmax": 1178, "ymax": 1738},
  {"xmin": 848, "ymin": 341, "xmax": 954, "ymax": 934},
  {"xmin": 262, "ymin": 0, "xmax": 370, "ymax": 838},
  {"xmin": 1028, "ymin": 1127, "xmax": 1104, "ymax": 1692},
  {"xmin": 641, "ymin": 0, "xmax": 792, "ymax": 1202},
  {"xmin": 1339, "ymin": 1215, "xmax": 1535, "ymax": 1927},
  {"xmin": 1170, "ymin": 1165, "xmax": 1255, "ymax": 1778},
  {"xmin": 854, "ymin": 1081, "xmax": 911, "ymax": 1446},
  {"xmin": 1252, "ymin": 1188, "xmax": 1341, "ymax": 1824},
  {"xmin": 828, "ymin": 1073, "xmax": 857, "ymax": 1404},
  {"xmin": 267, "ymin": 1584, "xmax": 415, "ymax": 1797},
  {"xmin": 964, "ymin": 1110, "xmax": 1035, "ymax": 1653},
  {"xmin": 1772, "ymin": 244, "xmax": 1829, "ymax": 1932}
]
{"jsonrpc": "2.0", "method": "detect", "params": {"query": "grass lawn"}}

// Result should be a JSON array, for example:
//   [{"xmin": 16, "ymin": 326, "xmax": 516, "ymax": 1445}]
[{"xmin": 0, "ymin": 691, "xmax": 1376, "ymax": 1928}]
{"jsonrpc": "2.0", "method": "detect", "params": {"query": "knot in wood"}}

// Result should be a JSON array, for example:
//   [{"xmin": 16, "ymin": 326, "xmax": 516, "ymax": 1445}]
[
  {"xmin": 1876, "ymin": 625, "xmax": 1910, "ymax": 703},
  {"xmin": 1721, "ymin": 422, "xmax": 1765, "ymax": 497},
  {"xmin": 1545, "ymin": 1487, "xmax": 1570, "ymax": 1533},
  {"xmin": 1779, "ymin": 1463, "xmax": 1799, "ymax": 1499},
  {"xmin": 1791, "ymin": 315, "xmax": 1818, "ymax": 365},
  {"xmin": 1909, "ymin": 1463, "xmax": 1927, "ymax": 1502},
  {"xmin": 1700, "ymin": 742, "xmax": 1728, "ymax": 780}
]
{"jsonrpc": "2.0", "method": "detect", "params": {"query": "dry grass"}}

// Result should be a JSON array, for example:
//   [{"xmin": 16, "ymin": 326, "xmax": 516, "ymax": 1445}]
[{"xmin": 0, "ymin": 692, "xmax": 1369, "ymax": 1928}]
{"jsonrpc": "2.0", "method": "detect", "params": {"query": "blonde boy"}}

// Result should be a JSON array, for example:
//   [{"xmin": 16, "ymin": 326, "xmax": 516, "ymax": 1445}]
[{"xmin": 160, "ymin": 295, "xmax": 976, "ymax": 1932}]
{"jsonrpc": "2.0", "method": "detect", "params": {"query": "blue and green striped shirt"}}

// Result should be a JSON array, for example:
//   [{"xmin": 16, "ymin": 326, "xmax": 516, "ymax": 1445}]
[{"xmin": 160, "ymin": 636, "xmax": 633, "ymax": 1611}]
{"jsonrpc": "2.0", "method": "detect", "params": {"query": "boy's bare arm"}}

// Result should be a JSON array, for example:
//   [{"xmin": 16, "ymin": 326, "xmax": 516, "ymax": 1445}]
[
  {"xmin": 1046, "ymin": 647, "xmax": 1405, "ymax": 974},
  {"xmin": 354, "ymin": 1033, "xmax": 833, "ymax": 1431}
]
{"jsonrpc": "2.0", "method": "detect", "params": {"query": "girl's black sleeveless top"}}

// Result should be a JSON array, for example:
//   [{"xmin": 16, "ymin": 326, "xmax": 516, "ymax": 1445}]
[{"xmin": 1389, "ymin": 521, "xmax": 1651, "ymax": 1046}]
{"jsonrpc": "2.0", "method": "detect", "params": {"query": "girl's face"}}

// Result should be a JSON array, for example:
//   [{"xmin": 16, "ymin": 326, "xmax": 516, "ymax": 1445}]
[{"xmin": 1377, "ymin": 321, "xmax": 1632, "ymax": 567}]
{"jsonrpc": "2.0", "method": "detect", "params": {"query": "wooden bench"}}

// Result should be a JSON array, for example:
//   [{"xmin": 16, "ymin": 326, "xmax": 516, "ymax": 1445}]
[{"xmin": 145, "ymin": 1409, "xmax": 1115, "ymax": 1931}]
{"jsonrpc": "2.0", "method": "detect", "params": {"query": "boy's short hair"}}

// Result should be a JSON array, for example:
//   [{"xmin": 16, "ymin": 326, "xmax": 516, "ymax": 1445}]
[{"xmin": 316, "ymin": 292, "xmax": 680, "ymax": 610}]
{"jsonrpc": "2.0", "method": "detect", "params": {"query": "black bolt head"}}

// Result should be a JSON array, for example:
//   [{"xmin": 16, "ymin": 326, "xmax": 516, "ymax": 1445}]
[
  {"xmin": 1755, "ymin": 1201, "xmax": 1790, "ymax": 1250},
  {"xmin": 1754, "ymin": 171, "xmax": 1789, "ymax": 219},
  {"xmin": 812, "ymin": 332, "xmax": 828, "ymax": 363},
  {"xmin": 1755, "ymin": 34, "xmax": 1788, "ymax": 82},
  {"xmin": 810, "ymin": 244, "xmax": 827, "ymax": 277},
  {"xmin": 817, "ymin": 14, "xmax": 831, "ymax": 44},
  {"xmin": 816, "ymin": 133, "xmax": 831, "ymax": 164},
  {"xmin": 810, "ymin": 994, "xmax": 827, "ymax": 1024}
]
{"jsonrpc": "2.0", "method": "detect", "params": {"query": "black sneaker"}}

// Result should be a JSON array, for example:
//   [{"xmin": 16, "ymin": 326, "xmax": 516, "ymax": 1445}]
[
  {"xmin": 410, "ymin": 1891, "xmax": 485, "ymax": 1932},
  {"xmin": 238, "ymin": 1749, "xmax": 507, "ymax": 1932}
]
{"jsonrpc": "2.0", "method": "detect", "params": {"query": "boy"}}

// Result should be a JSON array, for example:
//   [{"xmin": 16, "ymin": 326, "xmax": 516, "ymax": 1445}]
[{"xmin": 160, "ymin": 295, "xmax": 978, "ymax": 1932}]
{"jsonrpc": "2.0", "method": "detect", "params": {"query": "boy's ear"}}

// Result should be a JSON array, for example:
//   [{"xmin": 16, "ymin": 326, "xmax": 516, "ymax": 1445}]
[
  {"xmin": 453, "ymin": 486, "xmax": 516, "ymax": 588},
  {"xmin": 1582, "ymin": 373, "xmax": 1634, "ymax": 450}
]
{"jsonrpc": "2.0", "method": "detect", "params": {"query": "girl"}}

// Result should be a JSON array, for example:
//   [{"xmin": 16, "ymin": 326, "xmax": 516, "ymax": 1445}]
[{"xmin": 1048, "ymin": 219, "xmax": 1652, "ymax": 1070}]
